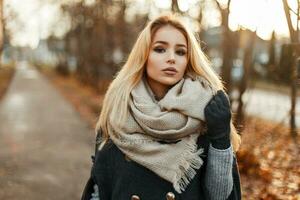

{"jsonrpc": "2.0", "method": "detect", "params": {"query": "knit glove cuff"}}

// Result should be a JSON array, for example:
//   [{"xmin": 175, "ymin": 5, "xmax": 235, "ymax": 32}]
[{"xmin": 209, "ymin": 127, "xmax": 231, "ymax": 150}]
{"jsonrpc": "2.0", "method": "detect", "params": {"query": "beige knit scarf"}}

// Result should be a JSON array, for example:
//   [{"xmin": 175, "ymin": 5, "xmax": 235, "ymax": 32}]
[{"xmin": 107, "ymin": 74, "xmax": 215, "ymax": 193}]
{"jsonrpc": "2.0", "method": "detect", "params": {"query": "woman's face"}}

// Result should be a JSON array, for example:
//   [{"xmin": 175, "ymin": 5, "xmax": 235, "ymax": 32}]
[{"xmin": 146, "ymin": 25, "xmax": 188, "ymax": 89}]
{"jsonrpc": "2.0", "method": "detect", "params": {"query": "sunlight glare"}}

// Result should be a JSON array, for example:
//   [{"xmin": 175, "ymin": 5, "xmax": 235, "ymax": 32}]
[
  {"xmin": 154, "ymin": 0, "xmax": 171, "ymax": 9},
  {"xmin": 229, "ymin": 0, "xmax": 294, "ymax": 40}
]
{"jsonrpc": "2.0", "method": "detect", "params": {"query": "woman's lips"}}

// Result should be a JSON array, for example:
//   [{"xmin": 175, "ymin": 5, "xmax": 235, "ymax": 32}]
[
  {"xmin": 162, "ymin": 67, "xmax": 177, "ymax": 75},
  {"xmin": 163, "ymin": 70, "xmax": 177, "ymax": 75}
]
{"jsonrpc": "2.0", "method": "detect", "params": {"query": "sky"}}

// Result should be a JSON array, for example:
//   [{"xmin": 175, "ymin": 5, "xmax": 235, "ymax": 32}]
[
  {"xmin": 3, "ymin": 0, "xmax": 299, "ymax": 49},
  {"xmin": 156, "ymin": 0, "xmax": 298, "ymax": 39}
]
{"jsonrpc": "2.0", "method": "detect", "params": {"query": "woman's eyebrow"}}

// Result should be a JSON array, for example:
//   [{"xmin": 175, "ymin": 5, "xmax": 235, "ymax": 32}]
[{"xmin": 153, "ymin": 41, "xmax": 187, "ymax": 48}]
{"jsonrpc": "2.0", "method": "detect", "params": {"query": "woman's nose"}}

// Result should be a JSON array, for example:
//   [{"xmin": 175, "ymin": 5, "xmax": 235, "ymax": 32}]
[{"xmin": 167, "ymin": 51, "xmax": 175, "ymax": 64}]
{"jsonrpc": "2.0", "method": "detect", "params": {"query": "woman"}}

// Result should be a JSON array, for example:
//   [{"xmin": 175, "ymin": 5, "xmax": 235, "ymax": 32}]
[{"xmin": 90, "ymin": 14, "xmax": 242, "ymax": 200}]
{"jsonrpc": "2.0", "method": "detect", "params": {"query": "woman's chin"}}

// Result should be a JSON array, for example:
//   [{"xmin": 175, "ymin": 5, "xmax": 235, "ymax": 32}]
[{"xmin": 159, "ymin": 77, "xmax": 181, "ymax": 86}]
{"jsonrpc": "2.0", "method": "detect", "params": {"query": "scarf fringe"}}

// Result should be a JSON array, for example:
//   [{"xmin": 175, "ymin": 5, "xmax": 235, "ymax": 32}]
[{"xmin": 173, "ymin": 141, "xmax": 204, "ymax": 193}]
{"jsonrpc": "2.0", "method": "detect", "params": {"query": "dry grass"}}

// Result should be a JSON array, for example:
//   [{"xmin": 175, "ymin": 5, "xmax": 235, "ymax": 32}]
[
  {"xmin": 0, "ymin": 65, "xmax": 15, "ymax": 100},
  {"xmin": 41, "ymin": 69, "xmax": 108, "ymax": 129}
]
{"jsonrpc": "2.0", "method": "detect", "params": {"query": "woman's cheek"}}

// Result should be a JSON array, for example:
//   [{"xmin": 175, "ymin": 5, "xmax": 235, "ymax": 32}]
[
  {"xmin": 148, "ymin": 54, "xmax": 160, "ymax": 69},
  {"xmin": 178, "ymin": 59, "xmax": 188, "ymax": 74}
]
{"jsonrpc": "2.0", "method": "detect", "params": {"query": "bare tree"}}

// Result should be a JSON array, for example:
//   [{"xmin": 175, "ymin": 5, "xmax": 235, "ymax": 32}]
[
  {"xmin": 236, "ymin": 30, "xmax": 256, "ymax": 127},
  {"xmin": 267, "ymin": 31, "xmax": 276, "ymax": 80},
  {"xmin": 282, "ymin": 0, "xmax": 299, "ymax": 43},
  {"xmin": 0, "ymin": 0, "xmax": 3, "ymax": 63},
  {"xmin": 60, "ymin": 0, "xmax": 147, "ymax": 89},
  {"xmin": 282, "ymin": 0, "xmax": 299, "ymax": 137},
  {"xmin": 214, "ymin": 0, "xmax": 238, "ymax": 96},
  {"xmin": 171, "ymin": 0, "xmax": 180, "ymax": 13},
  {"xmin": 197, "ymin": 1, "xmax": 207, "ymax": 53}
]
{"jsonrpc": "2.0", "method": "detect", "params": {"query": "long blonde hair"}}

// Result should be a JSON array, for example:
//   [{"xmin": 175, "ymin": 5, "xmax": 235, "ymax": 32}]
[{"xmin": 95, "ymin": 14, "xmax": 241, "ymax": 152}]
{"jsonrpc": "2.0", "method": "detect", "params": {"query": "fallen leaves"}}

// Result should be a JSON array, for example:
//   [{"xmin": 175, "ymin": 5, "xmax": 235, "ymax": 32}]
[{"xmin": 238, "ymin": 116, "xmax": 300, "ymax": 199}]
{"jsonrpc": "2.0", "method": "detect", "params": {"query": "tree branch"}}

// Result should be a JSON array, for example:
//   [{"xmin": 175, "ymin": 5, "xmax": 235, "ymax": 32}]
[
  {"xmin": 288, "ymin": 7, "xmax": 298, "ymax": 16},
  {"xmin": 282, "ymin": 0, "xmax": 297, "ymax": 42}
]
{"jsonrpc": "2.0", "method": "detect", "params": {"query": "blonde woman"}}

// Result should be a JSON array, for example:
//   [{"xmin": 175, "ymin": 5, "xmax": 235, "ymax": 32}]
[{"xmin": 86, "ymin": 14, "xmax": 242, "ymax": 200}]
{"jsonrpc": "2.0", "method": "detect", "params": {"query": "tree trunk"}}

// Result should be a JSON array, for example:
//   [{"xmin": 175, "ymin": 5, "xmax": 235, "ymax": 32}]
[
  {"xmin": 282, "ymin": 0, "xmax": 298, "ymax": 43},
  {"xmin": 289, "ymin": 44, "xmax": 300, "ymax": 138},
  {"xmin": 0, "ymin": 0, "xmax": 4, "ymax": 63},
  {"xmin": 282, "ymin": 0, "xmax": 299, "ymax": 137},
  {"xmin": 221, "ymin": 29, "xmax": 235, "ymax": 95},
  {"xmin": 171, "ymin": 0, "xmax": 180, "ymax": 13},
  {"xmin": 236, "ymin": 31, "xmax": 256, "ymax": 127},
  {"xmin": 267, "ymin": 31, "xmax": 276, "ymax": 80},
  {"xmin": 215, "ymin": 0, "xmax": 236, "ymax": 96}
]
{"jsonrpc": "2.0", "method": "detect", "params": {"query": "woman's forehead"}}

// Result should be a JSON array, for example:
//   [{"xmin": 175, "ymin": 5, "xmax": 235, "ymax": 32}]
[{"xmin": 152, "ymin": 26, "xmax": 187, "ymax": 46}]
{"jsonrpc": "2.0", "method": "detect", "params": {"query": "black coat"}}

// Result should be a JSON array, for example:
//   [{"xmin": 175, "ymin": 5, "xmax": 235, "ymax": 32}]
[{"xmin": 89, "ymin": 133, "xmax": 242, "ymax": 200}]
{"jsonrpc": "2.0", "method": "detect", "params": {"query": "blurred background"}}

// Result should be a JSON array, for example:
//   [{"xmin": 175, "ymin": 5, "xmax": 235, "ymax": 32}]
[{"xmin": 0, "ymin": 0, "xmax": 299, "ymax": 199}]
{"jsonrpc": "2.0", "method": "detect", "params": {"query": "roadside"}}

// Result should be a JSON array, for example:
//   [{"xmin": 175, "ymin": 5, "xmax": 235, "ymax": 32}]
[
  {"xmin": 38, "ymin": 67, "xmax": 109, "ymax": 128},
  {"xmin": 248, "ymin": 78, "xmax": 300, "ymax": 97},
  {"xmin": 0, "ymin": 63, "xmax": 15, "ymax": 100}
]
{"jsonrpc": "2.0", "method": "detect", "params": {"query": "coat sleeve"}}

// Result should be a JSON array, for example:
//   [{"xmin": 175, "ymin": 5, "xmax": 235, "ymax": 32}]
[
  {"xmin": 91, "ymin": 130, "xmax": 114, "ymax": 200},
  {"xmin": 204, "ymin": 144, "xmax": 235, "ymax": 200},
  {"xmin": 89, "ymin": 129, "xmax": 102, "ymax": 200}
]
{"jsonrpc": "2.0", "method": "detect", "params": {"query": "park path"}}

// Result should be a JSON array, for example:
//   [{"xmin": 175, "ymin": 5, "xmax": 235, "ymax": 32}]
[{"xmin": 0, "ymin": 62, "xmax": 95, "ymax": 200}]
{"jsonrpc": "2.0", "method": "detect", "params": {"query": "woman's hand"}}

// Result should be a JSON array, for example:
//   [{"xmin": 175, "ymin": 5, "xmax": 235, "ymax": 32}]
[{"xmin": 204, "ymin": 90, "xmax": 231, "ymax": 149}]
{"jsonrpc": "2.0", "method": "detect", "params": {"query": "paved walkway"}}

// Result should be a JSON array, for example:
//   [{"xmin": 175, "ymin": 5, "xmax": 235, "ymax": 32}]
[{"xmin": 0, "ymin": 62, "xmax": 94, "ymax": 200}]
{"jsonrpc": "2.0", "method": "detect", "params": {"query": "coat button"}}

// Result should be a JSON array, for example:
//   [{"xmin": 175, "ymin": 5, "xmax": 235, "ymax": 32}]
[
  {"xmin": 131, "ymin": 195, "xmax": 140, "ymax": 200},
  {"xmin": 166, "ymin": 192, "xmax": 175, "ymax": 200}
]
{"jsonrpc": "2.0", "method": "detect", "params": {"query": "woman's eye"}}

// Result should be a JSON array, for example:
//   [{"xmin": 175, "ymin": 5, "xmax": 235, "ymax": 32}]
[
  {"xmin": 176, "ymin": 50, "xmax": 186, "ymax": 56},
  {"xmin": 154, "ymin": 47, "xmax": 165, "ymax": 53}
]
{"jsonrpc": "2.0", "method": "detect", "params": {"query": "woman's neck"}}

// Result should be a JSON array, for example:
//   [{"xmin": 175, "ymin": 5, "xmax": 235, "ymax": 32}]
[{"xmin": 146, "ymin": 77, "xmax": 170, "ymax": 101}]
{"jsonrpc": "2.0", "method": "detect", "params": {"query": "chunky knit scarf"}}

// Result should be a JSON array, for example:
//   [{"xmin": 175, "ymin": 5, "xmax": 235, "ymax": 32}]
[{"xmin": 107, "ymin": 74, "xmax": 215, "ymax": 193}]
